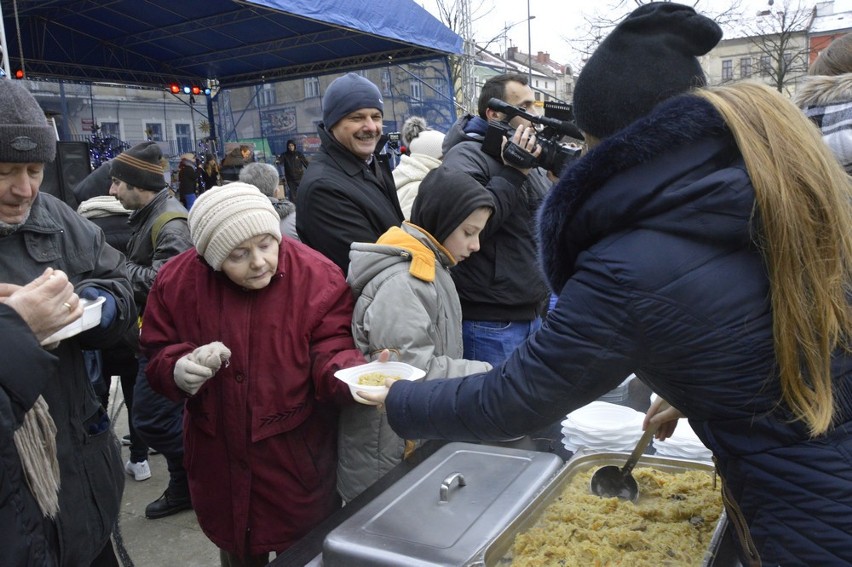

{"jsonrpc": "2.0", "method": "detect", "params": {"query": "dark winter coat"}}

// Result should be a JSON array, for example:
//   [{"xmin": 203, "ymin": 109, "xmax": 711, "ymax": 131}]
[
  {"xmin": 141, "ymin": 239, "xmax": 365, "ymax": 556},
  {"xmin": 384, "ymin": 95, "xmax": 852, "ymax": 566},
  {"xmin": 296, "ymin": 125, "xmax": 403, "ymax": 272},
  {"xmin": 0, "ymin": 193, "xmax": 137, "ymax": 567},
  {"xmin": 125, "ymin": 189, "xmax": 191, "ymax": 311},
  {"xmin": 0, "ymin": 305, "xmax": 60, "ymax": 567},
  {"xmin": 280, "ymin": 148, "xmax": 309, "ymax": 186},
  {"xmin": 439, "ymin": 115, "xmax": 550, "ymax": 321}
]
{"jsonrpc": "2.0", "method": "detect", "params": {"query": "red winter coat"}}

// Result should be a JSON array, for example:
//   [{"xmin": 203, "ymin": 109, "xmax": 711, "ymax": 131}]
[{"xmin": 141, "ymin": 238, "xmax": 363, "ymax": 556}]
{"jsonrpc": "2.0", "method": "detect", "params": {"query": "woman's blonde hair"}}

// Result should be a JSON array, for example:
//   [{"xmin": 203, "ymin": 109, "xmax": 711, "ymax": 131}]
[{"xmin": 696, "ymin": 81, "xmax": 852, "ymax": 436}]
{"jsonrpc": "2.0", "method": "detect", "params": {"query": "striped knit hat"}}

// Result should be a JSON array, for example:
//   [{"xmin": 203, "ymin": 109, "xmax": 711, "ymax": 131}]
[
  {"xmin": 110, "ymin": 141, "xmax": 166, "ymax": 191},
  {"xmin": 188, "ymin": 182, "xmax": 282, "ymax": 271}
]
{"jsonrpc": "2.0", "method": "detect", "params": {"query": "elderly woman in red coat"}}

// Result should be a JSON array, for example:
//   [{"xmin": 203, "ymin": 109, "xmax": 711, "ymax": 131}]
[{"xmin": 141, "ymin": 182, "xmax": 366, "ymax": 566}]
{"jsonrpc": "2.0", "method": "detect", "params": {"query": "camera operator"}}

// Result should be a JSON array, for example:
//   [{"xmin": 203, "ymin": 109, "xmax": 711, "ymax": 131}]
[{"xmin": 440, "ymin": 73, "xmax": 551, "ymax": 367}]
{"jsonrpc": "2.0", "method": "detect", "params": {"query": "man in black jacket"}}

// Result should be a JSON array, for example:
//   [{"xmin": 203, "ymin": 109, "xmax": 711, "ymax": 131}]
[
  {"xmin": 441, "ymin": 73, "xmax": 552, "ymax": 366},
  {"xmin": 296, "ymin": 72, "xmax": 404, "ymax": 273},
  {"xmin": 109, "ymin": 142, "xmax": 195, "ymax": 519},
  {"xmin": 278, "ymin": 139, "xmax": 309, "ymax": 201}
]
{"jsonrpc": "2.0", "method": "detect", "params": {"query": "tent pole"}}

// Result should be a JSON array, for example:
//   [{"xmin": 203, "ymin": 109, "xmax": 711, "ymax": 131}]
[{"xmin": 0, "ymin": 2, "xmax": 10, "ymax": 78}]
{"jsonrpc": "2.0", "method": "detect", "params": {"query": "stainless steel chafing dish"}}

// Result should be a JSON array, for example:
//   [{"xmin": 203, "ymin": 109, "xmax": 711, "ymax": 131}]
[
  {"xmin": 322, "ymin": 442, "xmax": 562, "ymax": 567},
  {"xmin": 469, "ymin": 450, "xmax": 742, "ymax": 567}
]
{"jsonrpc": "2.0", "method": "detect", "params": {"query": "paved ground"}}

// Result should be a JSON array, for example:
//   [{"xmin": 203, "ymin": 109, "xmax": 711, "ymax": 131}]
[{"xmin": 106, "ymin": 381, "xmax": 220, "ymax": 567}]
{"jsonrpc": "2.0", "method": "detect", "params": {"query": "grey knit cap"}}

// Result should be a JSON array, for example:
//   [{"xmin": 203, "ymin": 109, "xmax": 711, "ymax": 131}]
[
  {"xmin": 322, "ymin": 73, "xmax": 383, "ymax": 129},
  {"xmin": 188, "ymin": 182, "xmax": 282, "ymax": 271},
  {"xmin": 110, "ymin": 141, "xmax": 166, "ymax": 191},
  {"xmin": 0, "ymin": 80, "xmax": 56, "ymax": 163}
]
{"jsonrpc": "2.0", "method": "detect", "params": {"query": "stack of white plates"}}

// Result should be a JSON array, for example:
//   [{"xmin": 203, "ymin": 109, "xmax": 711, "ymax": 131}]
[
  {"xmin": 561, "ymin": 401, "xmax": 646, "ymax": 453},
  {"xmin": 653, "ymin": 422, "xmax": 713, "ymax": 462}
]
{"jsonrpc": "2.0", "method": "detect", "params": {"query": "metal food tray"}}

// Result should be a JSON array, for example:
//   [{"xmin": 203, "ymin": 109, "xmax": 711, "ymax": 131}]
[{"xmin": 467, "ymin": 450, "xmax": 742, "ymax": 567}]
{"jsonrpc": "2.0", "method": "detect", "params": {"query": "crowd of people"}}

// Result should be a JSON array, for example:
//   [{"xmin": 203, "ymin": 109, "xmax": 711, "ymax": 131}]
[{"xmin": 2, "ymin": 2, "xmax": 852, "ymax": 566}]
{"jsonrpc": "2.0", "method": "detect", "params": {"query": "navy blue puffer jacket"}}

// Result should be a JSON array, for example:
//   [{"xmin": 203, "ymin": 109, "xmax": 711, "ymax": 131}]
[{"xmin": 385, "ymin": 94, "xmax": 852, "ymax": 566}]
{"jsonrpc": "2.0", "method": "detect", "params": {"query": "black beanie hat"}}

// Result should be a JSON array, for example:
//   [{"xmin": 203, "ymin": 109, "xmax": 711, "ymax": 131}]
[
  {"xmin": 573, "ymin": 2, "xmax": 722, "ymax": 140},
  {"xmin": 110, "ymin": 141, "xmax": 166, "ymax": 191},
  {"xmin": 0, "ymin": 80, "xmax": 56, "ymax": 164},
  {"xmin": 411, "ymin": 166, "xmax": 494, "ymax": 243}
]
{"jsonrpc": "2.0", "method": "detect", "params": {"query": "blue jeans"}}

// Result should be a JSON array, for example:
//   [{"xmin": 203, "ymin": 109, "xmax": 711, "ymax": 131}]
[{"xmin": 462, "ymin": 318, "xmax": 542, "ymax": 367}]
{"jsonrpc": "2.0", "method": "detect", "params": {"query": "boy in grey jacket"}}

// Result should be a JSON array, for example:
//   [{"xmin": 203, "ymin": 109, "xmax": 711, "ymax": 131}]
[{"xmin": 338, "ymin": 166, "xmax": 494, "ymax": 502}]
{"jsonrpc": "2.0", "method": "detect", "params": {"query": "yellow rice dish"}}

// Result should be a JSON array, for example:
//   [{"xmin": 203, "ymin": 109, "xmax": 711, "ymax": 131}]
[
  {"xmin": 356, "ymin": 372, "xmax": 401, "ymax": 386},
  {"xmin": 507, "ymin": 467, "xmax": 723, "ymax": 566}
]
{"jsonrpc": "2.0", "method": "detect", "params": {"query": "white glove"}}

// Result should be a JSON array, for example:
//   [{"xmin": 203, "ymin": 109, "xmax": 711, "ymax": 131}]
[
  {"xmin": 174, "ymin": 341, "xmax": 232, "ymax": 395},
  {"xmin": 189, "ymin": 341, "xmax": 231, "ymax": 372},
  {"xmin": 174, "ymin": 355, "xmax": 214, "ymax": 396}
]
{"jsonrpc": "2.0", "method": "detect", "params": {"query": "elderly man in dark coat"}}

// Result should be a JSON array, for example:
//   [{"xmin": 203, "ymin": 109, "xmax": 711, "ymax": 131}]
[{"xmin": 296, "ymin": 73, "xmax": 403, "ymax": 273}]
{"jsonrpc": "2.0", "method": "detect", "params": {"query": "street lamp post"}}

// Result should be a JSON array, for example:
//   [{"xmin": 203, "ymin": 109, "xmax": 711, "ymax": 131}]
[{"xmin": 527, "ymin": 0, "xmax": 533, "ymax": 87}]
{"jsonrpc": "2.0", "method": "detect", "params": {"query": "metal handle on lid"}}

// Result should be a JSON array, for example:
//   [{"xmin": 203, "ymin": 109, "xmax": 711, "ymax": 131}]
[{"xmin": 439, "ymin": 472, "xmax": 466, "ymax": 503}]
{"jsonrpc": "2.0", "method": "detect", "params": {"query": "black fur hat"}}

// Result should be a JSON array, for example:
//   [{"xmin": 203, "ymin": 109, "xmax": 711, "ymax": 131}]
[{"xmin": 573, "ymin": 2, "xmax": 722, "ymax": 140}]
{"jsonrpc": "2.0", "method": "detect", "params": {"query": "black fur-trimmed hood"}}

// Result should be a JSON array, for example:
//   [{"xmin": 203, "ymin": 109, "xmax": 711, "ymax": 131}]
[{"xmin": 538, "ymin": 94, "xmax": 735, "ymax": 293}]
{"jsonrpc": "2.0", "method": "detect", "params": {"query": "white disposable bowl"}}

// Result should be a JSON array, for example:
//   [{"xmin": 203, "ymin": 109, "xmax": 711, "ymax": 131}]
[
  {"xmin": 40, "ymin": 296, "xmax": 106, "ymax": 345},
  {"xmin": 335, "ymin": 361, "xmax": 426, "ymax": 405}
]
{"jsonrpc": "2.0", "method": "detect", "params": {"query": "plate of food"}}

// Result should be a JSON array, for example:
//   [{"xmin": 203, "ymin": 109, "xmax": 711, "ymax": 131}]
[
  {"xmin": 40, "ymin": 296, "xmax": 106, "ymax": 346},
  {"xmin": 335, "ymin": 361, "xmax": 426, "ymax": 405}
]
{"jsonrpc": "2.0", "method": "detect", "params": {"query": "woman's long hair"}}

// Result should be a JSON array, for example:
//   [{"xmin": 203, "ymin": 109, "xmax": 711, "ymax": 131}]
[{"xmin": 696, "ymin": 81, "xmax": 852, "ymax": 436}]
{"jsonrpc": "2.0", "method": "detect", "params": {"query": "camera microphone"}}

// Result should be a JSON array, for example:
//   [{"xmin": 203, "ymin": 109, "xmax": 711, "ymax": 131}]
[
  {"xmin": 487, "ymin": 98, "xmax": 517, "ymax": 114},
  {"xmin": 487, "ymin": 98, "xmax": 583, "ymax": 140}
]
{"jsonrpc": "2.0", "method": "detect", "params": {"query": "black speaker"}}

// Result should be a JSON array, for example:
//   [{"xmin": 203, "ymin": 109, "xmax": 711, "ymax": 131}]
[{"xmin": 40, "ymin": 141, "xmax": 91, "ymax": 210}]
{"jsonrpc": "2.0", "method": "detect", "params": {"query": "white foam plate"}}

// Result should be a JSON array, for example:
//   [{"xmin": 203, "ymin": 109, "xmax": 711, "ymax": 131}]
[
  {"xmin": 40, "ymin": 296, "xmax": 106, "ymax": 345},
  {"xmin": 334, "ymin": 361, "xmax": 426, "ymax": 405},
  {"xmin": 563, "ymin": 401, "xmax": 644, "ymax": 432}
]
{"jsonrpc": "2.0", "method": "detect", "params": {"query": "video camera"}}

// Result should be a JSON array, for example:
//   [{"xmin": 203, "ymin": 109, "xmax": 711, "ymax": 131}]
[
  {"xmin": 385, "ymin": 131, "xmax": 403, "ymax": 154},
  {"xmin": 481, "ymin": 98, "xmax": 584, "ymax": 174}
]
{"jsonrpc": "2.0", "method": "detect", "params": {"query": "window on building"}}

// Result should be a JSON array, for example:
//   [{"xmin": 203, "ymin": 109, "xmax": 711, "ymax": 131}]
[
  {"xmin": 782, "ymin": 52, "xmax": 793, "ymax": 72},
  {"xmin": 258, "ymin": 83, "xmax": 276, "ymax": 107},
  {"xmin": 145, "ymin": 122, "xmax": 163, "ymax": 141},
  {"xmin": 760, "ymin": 55, "xmax": 772, "ymax": 76},
  {"xmin": 305, "ymin": 77, "xmax": 320, "ymax": 99},
  {"xmin": 410, "ymin": 79, "xmax": 422, "ymax": 101},
  {"xmin": 101, "ymin": 121, "xmax": 120, "ymax": 138},
  {"xmin": 722, "ymin": 59, "xmax": 733, "ymax": 80},
  {"xmin": 382, "ymin": 70, "xmax": 392, "ymax": 95},
  {"xmin": 740, "ymin": 57, "xmax": 752, "ymax": 78},
  {"xmin": 175, "ymin": 123, "xmax": 192, "ymax": 154}
]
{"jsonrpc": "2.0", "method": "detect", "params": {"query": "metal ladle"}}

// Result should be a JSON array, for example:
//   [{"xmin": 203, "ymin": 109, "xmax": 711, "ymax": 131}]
[{"xmin": 590, "ymin": 423, "xmax": 659, "ymax": 502}]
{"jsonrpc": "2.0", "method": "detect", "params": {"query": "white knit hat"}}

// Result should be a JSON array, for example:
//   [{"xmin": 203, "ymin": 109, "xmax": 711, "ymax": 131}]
[
  {"xmin": 188, "ymin": 182, "xmax": 282, "ymax": 271},
  {"xmin": 408, "ymin": 129, "xmax": 445, "ymax": 160}
]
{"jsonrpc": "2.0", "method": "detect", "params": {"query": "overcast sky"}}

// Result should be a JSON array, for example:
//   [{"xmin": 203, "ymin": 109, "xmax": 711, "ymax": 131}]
[{"xmin": 418, "ymin": 0, "xmax": 830, "ymax": 68}]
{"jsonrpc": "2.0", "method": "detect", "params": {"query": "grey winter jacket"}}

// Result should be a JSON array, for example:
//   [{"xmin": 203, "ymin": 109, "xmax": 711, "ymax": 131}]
[
  {"xmin": 0, "ymin": 192, "xmax": 137, "ymax": 566},
  {"xmin": 125, "ymin": 189, "xmax": 191, "ymax": 310},
  {"xmin": 337, "ymin": 223, "xmax": 490, "ymax": 501}
]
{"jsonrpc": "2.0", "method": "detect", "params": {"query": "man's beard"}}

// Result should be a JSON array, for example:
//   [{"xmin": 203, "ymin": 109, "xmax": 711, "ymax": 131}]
[{"xmin": 0, "ymin": 207, "xmax": 32, "ymax": 236}]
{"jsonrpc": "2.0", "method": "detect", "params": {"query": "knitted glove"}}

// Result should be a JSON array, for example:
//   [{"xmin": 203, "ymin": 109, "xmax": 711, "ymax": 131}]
[
  {"xmin": 173, "ymin": 356, "xmax": 214, "ymax": 396},
  {"xmin": 174, "ymin": 341, "xmax": 231, "ymax": 396},
  {"xmin": 189, "ymin": 341, "xmax": 231, "ymax": 372}
]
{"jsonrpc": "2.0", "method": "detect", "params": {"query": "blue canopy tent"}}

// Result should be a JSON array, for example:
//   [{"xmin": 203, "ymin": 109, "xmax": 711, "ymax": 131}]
[{"xmin": 0, "ymin": 0, "xmax": 461, "ymax": 88}]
